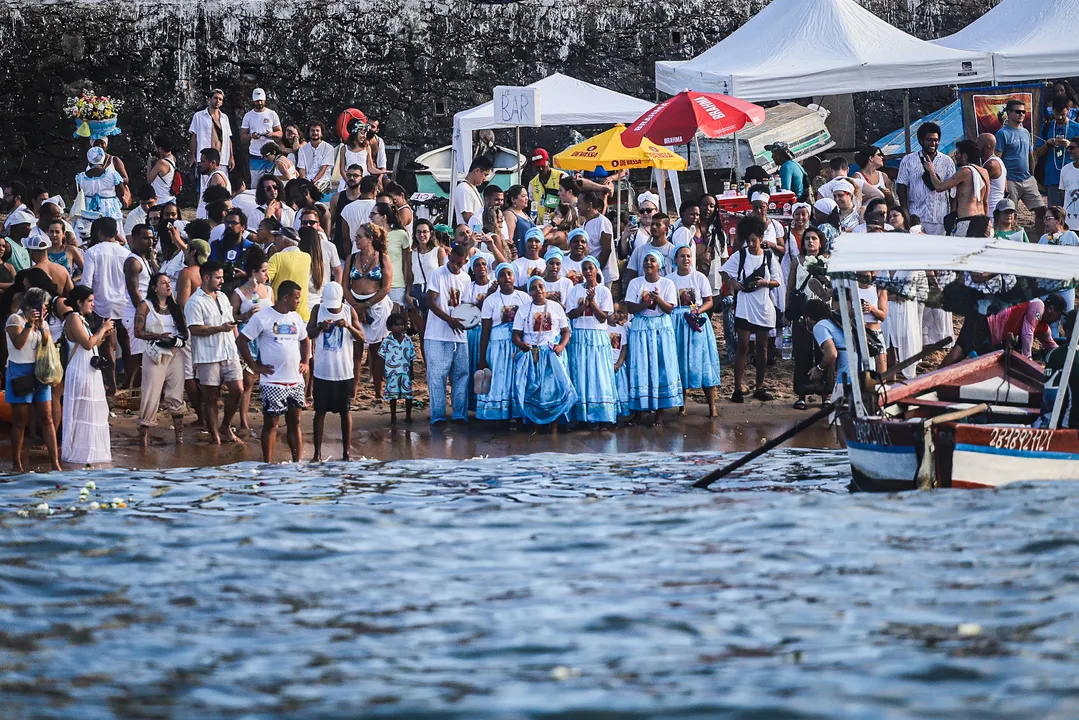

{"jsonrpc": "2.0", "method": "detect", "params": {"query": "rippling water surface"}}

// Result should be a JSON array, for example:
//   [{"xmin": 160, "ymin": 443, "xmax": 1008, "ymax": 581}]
[{"xmin": 2, "ymin": 450, "xmax": 1079, "ymax": 719}]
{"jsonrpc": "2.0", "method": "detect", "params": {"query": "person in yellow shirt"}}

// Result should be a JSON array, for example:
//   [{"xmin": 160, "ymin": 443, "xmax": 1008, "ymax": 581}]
[
  {"xmin": 266, "ymin": 226, "xmax": 312, "ymax": 320},
  {"xmin": 527, "ymin": 148, "xmax": 564, "ymax": 225}
]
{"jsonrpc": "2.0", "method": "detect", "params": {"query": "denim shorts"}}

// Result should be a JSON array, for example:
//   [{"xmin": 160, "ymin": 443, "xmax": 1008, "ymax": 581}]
[{"xmin": 5, "ymin": 361, "xmax": 51, "ymax": 404}]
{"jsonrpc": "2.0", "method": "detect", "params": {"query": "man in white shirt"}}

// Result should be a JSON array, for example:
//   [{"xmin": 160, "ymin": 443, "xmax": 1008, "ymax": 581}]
[
  {"xmin": 452, "ymin": 156, "xmax": 493, "ymax": 225},
  {"xmin": 897, "ymin": 122, "xmax": 956, "ymax": 235},
  {"xmin": 424, "ymin": 244, "xmax": 472, "ymax": 424},
  {"xmin": 184, "ymin": 260, "xmax": 244, "ymax": 445},
  {"xmin": 238, "ymin": 279, "xmax": 310, "ymax": 462},
  {"xmin": 296, "ymin": 121, "xmax": 336, "ymax": 196},
  {"xmin": 579, "ymin": 190, "xmax": 618, "ymax": 287},
  {"xmin": 339, "ymin": 174, "xmax": 380, "ymax": 254},
  {"xmin": 241, "ymin": 88, "xmax": 282, "ymax": 187},
  {"xmin": 1, "ymin": 180, "xmax": 27, "ymax": 236},
  {"xmin": 81, "ymin": 216, "xmax": 131, "ymax": 394},
  {"xmin": 124, "ymin": 184, "xmax": 158, "ymax": 237},
  {"xmin": 188, "ymin": 88, "xmax": 235, "ymax": 172},
  {"xmin": 1060, "ymin": 139, "xmax": 1079, "ymax": 230},
  {"xmin": 720, "ymin": 216, "xmax": 782, "ymax": 403}
]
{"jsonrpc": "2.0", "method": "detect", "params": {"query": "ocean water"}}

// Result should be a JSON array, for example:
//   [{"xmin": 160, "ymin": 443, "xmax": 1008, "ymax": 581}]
[{"xmin": 1, "ymin": 450, "xmax": 1078, "ymax": 719}]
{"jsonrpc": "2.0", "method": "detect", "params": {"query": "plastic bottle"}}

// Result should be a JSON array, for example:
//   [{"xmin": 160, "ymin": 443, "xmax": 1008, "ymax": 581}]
[{"xmin": 780, "ymin": 325, "xmax": 793, "ymax": 361}]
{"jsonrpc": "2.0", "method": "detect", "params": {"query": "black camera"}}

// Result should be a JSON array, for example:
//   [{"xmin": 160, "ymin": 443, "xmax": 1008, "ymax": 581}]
[{"xmin": 89, "ymin": 355, "xmax": 113, "ymax": 372}]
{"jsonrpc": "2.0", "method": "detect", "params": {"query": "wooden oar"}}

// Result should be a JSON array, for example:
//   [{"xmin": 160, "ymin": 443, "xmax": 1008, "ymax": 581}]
[
  {"xmin": 879, "ymin": 337, "xmax": 953, "ymax": 384},
  {"xmin": 694, "ymin": 402, "xmax": 837, "ymax": 489}
]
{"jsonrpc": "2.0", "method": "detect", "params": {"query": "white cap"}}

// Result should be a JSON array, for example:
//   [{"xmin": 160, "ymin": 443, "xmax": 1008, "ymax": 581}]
[
  {"xmin": 6, "ymin": 208, "xmax": 35, "ymax": 227},
  {"xmin": 252, "ymin": 88, "xmax": 266, "ymax": 101},
  {"xmin": 322, "ymin": 281, "xmax": 344, "ymax": 308},
  {"xmin": 637, "ymin": 191, "xmax": 660, "ymax": 209},
  {"xmin": 23, "ymin": 226, "xmax": 50, "ymax": 250}
]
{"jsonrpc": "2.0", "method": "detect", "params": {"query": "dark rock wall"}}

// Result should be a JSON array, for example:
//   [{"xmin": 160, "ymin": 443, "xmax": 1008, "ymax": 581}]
[{"xmin": 0, "ymin": 0, "xmax": 993, "ymax": 190}]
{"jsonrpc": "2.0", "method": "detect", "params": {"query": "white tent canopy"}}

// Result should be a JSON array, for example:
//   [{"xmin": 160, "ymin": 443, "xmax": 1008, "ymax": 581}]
[
  {"xmin": 934, "ymin": 0, "xmax": 1079, "ymax": 84},
  {"xmin": 451, "ymin": 73, "xmax": 654, "ymax": 175},
  {"xmin": 828, "ymin": 234, "xmax": 1079, "ymax": 282},
  {"xmin": 655, "ymin": 0, "xmax": 993, "ymax": 101}
]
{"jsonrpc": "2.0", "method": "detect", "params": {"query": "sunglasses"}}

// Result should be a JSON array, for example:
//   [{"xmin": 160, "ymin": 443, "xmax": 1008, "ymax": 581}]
[
  {"xmin": 1011, "ymin": 109, "xmax": 1027, "ymax": 114},
  {"xmin": 639, "ymin": 207, "xmax": 656, "ymax": 214}
]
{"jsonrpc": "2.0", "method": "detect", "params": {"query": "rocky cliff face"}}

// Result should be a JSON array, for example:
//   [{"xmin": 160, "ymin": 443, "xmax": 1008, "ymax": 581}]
[{"xmin": 0, "ymin": 0, "xmax": 992, "ymax": 189}]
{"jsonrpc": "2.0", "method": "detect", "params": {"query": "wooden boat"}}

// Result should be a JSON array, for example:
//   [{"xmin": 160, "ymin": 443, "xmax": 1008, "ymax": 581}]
[
  {"xmin": 827, "ymin": 234, "xmax": 1079, "ymax": 491},
  {"xmin": 413, "ymin": 144, "xmax": 525, "ymax": 197}
]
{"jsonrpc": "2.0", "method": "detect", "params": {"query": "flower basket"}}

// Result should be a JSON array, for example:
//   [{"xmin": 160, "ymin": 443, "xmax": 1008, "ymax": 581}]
[
  {"xmin": 74, "ymin": 116, "xmax": 122, "ymax": 140},
  {"xmin": 66, "ymin": 90, "xmax": 124, "ymax": 139}
]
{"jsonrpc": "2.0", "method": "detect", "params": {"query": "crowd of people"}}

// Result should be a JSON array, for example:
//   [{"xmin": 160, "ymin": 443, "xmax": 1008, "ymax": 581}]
[{"xmin": 1, "ymin": 85, "xmax": 1074, "ymax": 470}]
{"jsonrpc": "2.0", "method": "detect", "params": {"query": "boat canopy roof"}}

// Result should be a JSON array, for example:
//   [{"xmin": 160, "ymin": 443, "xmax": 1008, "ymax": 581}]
[{"xmin": 827, "ymin": 234, "xmax": 1079, "ymax": 282}]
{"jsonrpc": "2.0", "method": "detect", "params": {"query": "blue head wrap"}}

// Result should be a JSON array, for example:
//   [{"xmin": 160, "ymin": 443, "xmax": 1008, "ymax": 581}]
[
  {"xmin": 468, "ymin": 253, "xmax": 488, "ymax": 272},
  {"xmin": 567, "ymin": 228, "xmax": 588, "ymax": 244},
  {"xmin": 581, "ymin": 254, "xmax": 601, "ymax": 270},
  {"xmin": 524, "ymin": 227, "xmax": 545, "ymax": 243},
  {"xmin": 527, "ymin": 275, "xmax": 546, "ymax": 292},
  {"xmin": 645, "ymin": 249, "xmax": 665, "ymax": 266},
  {"xmin": 494, "ymin": 262, "xmax": 515, "ymax": 279},
  {"xmin": 544, "ymin": 247, "xmax": 564, "ymax": 263}
]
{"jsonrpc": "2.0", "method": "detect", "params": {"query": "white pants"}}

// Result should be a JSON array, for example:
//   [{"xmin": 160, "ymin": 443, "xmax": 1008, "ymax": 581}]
[
  {"xmin": 923, "ymin": 307, "xmax": 953, "ymax": 347},
  {"xmin": 887, "ymin": 299, "xmax": 924, "ymax": 380}
]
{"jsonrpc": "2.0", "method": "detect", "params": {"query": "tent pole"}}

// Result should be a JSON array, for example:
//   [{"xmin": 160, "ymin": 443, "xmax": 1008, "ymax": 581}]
[
  {"xmin": 733, "ymin": 130, "xmax": 741, "ymax": 181},
  {"xmin": 903, "ymin": 90, "xmax": 912, "ymax": 155},
  {"xmin": 515, "ymin": 126, "xmax": 522, "ymax": 185},
  {"xmin": 694, "ymin": 134, "xmax": 708, "ymax": 194},
  {"xmin": 616, "ymin": 176, "xmax": 622, "ymax": 245}
]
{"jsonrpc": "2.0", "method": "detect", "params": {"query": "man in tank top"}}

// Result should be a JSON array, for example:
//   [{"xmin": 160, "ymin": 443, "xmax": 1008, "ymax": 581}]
[{"xmin": 977, "ymin": 133, "xmax": 1006, "ymax": 225}]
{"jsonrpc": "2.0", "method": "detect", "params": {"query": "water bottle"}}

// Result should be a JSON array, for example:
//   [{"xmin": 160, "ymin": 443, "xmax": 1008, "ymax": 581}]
[{"xmin": 780, "ymin": 325, "xmax": 793, "ymax": 361}]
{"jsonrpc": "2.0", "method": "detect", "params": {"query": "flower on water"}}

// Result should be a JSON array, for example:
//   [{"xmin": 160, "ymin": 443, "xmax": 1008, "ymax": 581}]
[
  {"xmin": 35, "ymin": 503, "xmax": 49, "ymax": 513},
  {"xmin": 957, "ymin": 623, "xmax": 982, "ymax": 637},
  {"xmin": 84, "ymin": 481, "xmax": 96, "ymax": 490},
  {"xmin": 16, "ymin": 509, "xmax": 28, "ymax": 518},
  {"xmin": 88, "ymin": 502, "xmax": 100, "ymax": 511}
]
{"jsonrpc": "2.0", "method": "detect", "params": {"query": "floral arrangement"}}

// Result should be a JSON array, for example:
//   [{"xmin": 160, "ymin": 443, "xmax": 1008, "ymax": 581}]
[
  {"xmin": 65, "ymin": 90, "xmax": 123, "ymax": 121},
  {"xmin": 803, "ymin": 254, "xmax": 829, "ymax": 279}
]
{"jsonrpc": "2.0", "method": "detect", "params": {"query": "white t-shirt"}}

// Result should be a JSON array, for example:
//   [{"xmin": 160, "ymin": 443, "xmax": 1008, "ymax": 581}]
[
  {"xmin": 565, "ymin": 282, "xmax": 613, "ymax": 330},
  {"xmin": 184, "ymin": 288, "xmax": 238, "ymax": 364},
  {"xmin": 542, "ymin": 276, "xmax": 575, "ymax": 307},
  {"xmin": 241, "ymin": 109, "xmax": 282, "ymax": 157},
  {"xmin": 609, "ymin": 323, "xmax": 628, "ymax": 365},
  {"xmin": 188, "ymin": 109, "xmax": 233, "ymax": 167},
  {"xmin": 627, "ymin": 241, "xmax": 676, "ymax": 277},
  {"xmin": 340, "ymin": 199, "xmax": 375, "ymax": 249},
  {"xmin": 453, "ymin": 181, "xmax": 484, "ymax": 226},
  {"xmin": 1060, "ymin": 162, "xmax": 1079, "ymax": 229},
  {"xmin": 241, "ymin": 306, "xmax": 304, "ymax": 384},
  {"xmin": 720, "ymin": 249, "xmax": 781, "ymax": 327},
  {"xmin": 562, "ymin": 256, "xmax": 585, "ymax": 285},
  {"xmin": 669, "ymin": 270, "xmax": 713, "ymax": 307},
  {"xmin": 424, "ymin": 264, "xmax": 471, "ymax": 344},
  {"xmin": 583, "ymin": 214, "xmax": 618, "ymax": 281},
  {"xmin": 512, "ymin": 300, "xmax": 569, "ymax": 347},
  {"xmin": 481, "ymin": 289, "xmax": 529, "ymax": 326},
  {"xmin": 6, "ymin": 313, "xmax": 41, "ymax": 364},
  {"xmin": 312, "ymin": 308, "xmax": 355, "ymax": 382},
  {"xmin": 512, "ymin": 257, "xmax": 546, "ymax": 288},
  {"xmin": 296, "ymin": 141, "xmax": 336, "ymax": 181},
  {"xmin": 624, "ymin": 276, "xmax": 676, "ymax": 318},
  {"xmin": 464, "ymin": 280, "xmax": 495, "ymax": 309},
  {"xmin": 1039, "ymin": 230, "xmax": 1079, "ymax": 246}
]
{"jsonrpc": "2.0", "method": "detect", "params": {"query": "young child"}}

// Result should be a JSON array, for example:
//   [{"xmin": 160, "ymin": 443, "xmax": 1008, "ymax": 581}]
[
  {"xmin": 609, "ymin": 303, "xmax": 631, "ymax": 420},
  {"xmin": 379, "ymin": 313, "xmax": 416, "ymax": 423}
]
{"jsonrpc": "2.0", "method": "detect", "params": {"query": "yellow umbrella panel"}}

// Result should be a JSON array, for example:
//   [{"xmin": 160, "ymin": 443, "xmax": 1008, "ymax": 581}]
[{"xmin": 553, "ymin": 124, "xmax": 687, "ymax": 172}]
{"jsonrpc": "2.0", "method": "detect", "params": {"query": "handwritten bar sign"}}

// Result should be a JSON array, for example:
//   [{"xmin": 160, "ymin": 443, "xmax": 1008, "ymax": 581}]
[{"xmin": 494, "ymin": 86, "xmax": 541, "ymax": 127}]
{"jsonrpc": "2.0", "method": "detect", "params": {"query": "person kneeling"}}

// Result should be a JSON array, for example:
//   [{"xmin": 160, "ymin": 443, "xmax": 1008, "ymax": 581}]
[{"xmin": 238, "ymin": 280, "xmax": 310, "ymax": 462}]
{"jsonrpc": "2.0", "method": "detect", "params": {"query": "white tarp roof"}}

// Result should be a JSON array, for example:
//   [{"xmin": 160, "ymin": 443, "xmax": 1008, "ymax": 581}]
[
  {"xmin": 451, "ymin": 73, "xmax": 654, "ymax": 174},
  {"xmin": 933, "ymin": 0, "xmax": 1079, "ymax": 84},
  {"xmin": 828, "ymin": 234, "xmax": 1079, "ymax": 282},
  {"xmin": 655, "ymin": 0, "xmax": 993, "ymax": 101}
]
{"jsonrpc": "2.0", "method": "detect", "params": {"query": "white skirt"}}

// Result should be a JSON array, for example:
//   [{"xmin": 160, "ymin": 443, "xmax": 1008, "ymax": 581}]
[{"xmin": 62, "ymin": 345, "xmax": 112, "ymax": 465}]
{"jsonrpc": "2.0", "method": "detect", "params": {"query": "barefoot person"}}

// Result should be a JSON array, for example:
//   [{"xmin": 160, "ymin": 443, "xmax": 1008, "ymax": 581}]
[
  {"xmin": 670, "ymin": 244, "xmax": 720, "ymax": 417},
  {"xmin": 307, "ymin": 281, "xmax": 363, "ymax": 460},
  {"xmin": 231, "ymin": 250, "xmax": 272, "ymax": 434},
  {"xmin": 134, "ymin": 273, "xmax": 188, "ymax": 447},
  {"xmin": 565, "ymin": 256, "xmax": 618, "ymax": 427},
  {"xmin": 379, "ymin": 313, "xmax": 416, "ymax": 424},
  {"xmin": 238, "ymin": 280, "xmax": 310, "ymax": 462},
  {"xmin": 184, "ymin": 260, "xmax": 243, "ymax": 444},
  {"xmin": 6, "ymin": 287, "xmax": 60, "ymax": 472},
  {"xmin": 61, "ymin": 286, "xmax": 113, "ymax": 467},
  {"xmin": 624, "ymin": 250, "xmax": 683, "ymax": 424}
]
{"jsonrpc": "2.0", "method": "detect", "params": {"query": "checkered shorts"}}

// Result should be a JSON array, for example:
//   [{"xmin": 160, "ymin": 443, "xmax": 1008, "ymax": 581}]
[{"xmin": 260, "ymin": 381, "xmax": 306, "ymax": 416}]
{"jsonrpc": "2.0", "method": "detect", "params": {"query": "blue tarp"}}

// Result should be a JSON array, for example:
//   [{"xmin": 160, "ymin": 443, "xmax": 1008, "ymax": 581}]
[{"xmin": 874, "ymin": 100, "xmax": 963, "ymax": 164}]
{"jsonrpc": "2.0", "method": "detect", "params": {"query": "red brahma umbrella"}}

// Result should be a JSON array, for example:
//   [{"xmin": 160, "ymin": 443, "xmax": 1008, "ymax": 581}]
[{"xmin": 621, "ymin": 90, "xmax": 766, "ymax": 191}]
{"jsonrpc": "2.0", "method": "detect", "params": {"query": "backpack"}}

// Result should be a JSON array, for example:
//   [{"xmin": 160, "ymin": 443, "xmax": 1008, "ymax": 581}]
[{"xmin": 164, "ymin": 157, "xmax": 183, "ymax": 197}]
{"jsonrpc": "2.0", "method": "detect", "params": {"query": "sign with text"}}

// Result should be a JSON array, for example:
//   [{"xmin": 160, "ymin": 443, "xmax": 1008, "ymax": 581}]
[{"xmin": 494, "ymin": 86, "xmax": 541, "ymax": 127}]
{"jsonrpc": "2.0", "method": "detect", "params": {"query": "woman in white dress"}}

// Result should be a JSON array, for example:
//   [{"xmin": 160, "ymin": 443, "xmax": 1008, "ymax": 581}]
[{"xmin": 61, "ymin": 286, "xmax": 113, "ymax": 466}]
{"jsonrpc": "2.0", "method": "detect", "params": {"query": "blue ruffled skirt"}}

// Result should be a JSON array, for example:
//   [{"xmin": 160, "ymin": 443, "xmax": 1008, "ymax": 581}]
[
  {"xmin": 566, "ymin": 328, "xmax": 618, "ymax": 424},
  {"xmin": 628, "ymin": 313, "xmax": 684, "ymax": 411},
  {"xmin": 476, "ymin": 324, "xmax": 518, "ymax": 421},
  {"xmin": 672, "ymin": 307, "xmax": 721, "ymax": 389},
  {"xmin": 514, "ymin": 346, "xmax": 578, "ymax": 425},
  {"xmin": 466, "ymin": 324, "xmax": 482, "ymax": 412}
]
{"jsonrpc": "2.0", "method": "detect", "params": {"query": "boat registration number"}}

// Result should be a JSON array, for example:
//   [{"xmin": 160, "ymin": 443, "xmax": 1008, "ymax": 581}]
[
  {"xmin": 987, "ymin": 427, "xmax": 1054, "ymax": 453},
  {"xmin": 853, "ymin": 421, "xmax": 891, "ymax": 447}
]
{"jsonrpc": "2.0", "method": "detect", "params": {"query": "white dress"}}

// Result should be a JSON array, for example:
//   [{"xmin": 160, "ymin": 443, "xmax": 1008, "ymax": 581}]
[
  {"xmin": 62, "ymin": 320, "xmax": 112, "ymax": 465},
  {"xmin": 337, "ymin": 147, "xmax": 369, "ymax": 191}
]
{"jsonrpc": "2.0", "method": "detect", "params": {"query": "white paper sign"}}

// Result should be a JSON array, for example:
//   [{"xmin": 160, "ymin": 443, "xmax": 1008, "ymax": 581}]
[{"xmin": 494, "ymin": 86, "xmax": 541, "ymax": 127}]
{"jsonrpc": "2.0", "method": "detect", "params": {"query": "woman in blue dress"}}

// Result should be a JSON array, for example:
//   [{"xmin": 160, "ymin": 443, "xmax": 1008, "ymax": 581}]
[
  {"xmin": 669, "ymin": 244, "xmax": 721, "ymax": 417},
  {"xmin": 476, "ymin": 263, "xmax": 529, "ymax": 423},
  {"xmin": 624, "ymin": 249, "xmax": 683, "ymax": 425},
  {"xmin": 565, "ymin": 256, "xmax": 618, "ymax": 427},
  {"xmin": 464, "ymin": 254, "xmax": 494, "ymax": 412},
  {"xmin": 72, "ymin": 146, "xmax": 126, "ymax": 240},
  {"xmin": 512, "ymin": 276, "xmax": 577, "ymax": 430}
]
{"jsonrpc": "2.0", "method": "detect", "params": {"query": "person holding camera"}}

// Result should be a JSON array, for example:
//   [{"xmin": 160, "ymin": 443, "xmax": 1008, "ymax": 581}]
[
  {"xmin": 134, "ymin": 273, "xmax": 189, "ymax": 448},
  {"xmin": 62, "ymin": 285, "xmax": 114, "ymax": 466},
  {"xmin": 6, "ymin": 287, "xmax": 60, "ymax": 472},
  {"xmin": 720, "ymin": 216, "xmax": 783, "ymax": 403}
]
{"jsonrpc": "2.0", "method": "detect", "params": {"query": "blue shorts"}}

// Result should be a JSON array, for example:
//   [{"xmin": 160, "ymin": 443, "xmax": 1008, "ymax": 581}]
[{"xmin": 5, "ymin": 361, "xmax": 51, "ymax": 404}]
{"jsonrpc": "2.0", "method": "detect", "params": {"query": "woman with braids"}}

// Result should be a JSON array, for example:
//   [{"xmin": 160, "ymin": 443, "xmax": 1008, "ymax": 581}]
[{"xmin": 347, "ymin": 222, "xmax": 392, "ymax": 405}]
